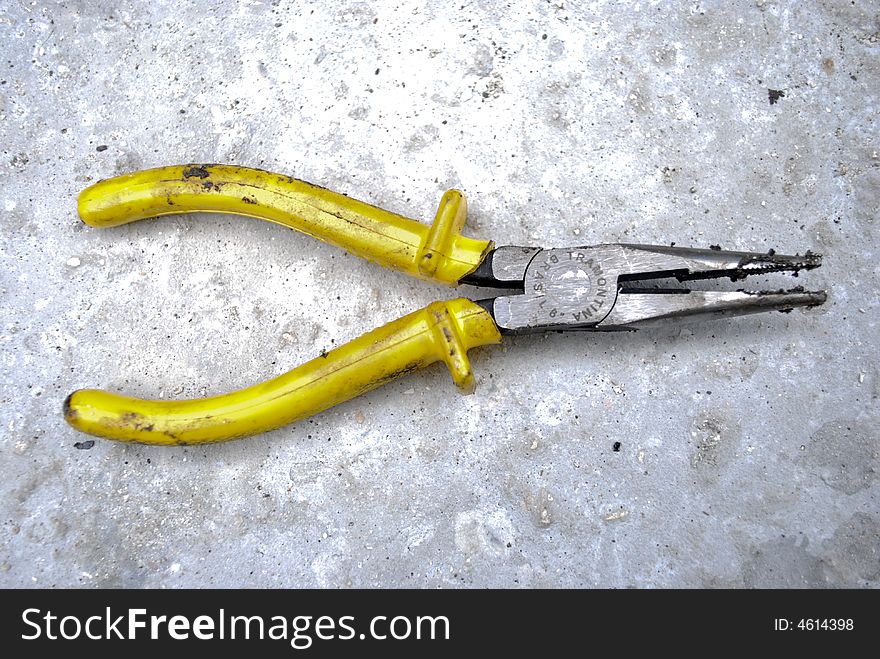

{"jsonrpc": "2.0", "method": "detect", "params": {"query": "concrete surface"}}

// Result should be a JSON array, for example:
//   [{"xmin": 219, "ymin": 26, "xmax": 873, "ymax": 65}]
[{"xmin": 1, "ymin": 0, "xmax": 877, "ymax": 588}]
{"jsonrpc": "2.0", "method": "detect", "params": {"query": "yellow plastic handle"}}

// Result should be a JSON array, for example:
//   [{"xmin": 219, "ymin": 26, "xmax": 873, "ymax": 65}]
[
  {"xmin": 78, "ymin": 164, "xmax": 492, "ymax": 284},
  {"xmin": 64, "ymin": 299, "xmax": 501, "ymax": 445}
]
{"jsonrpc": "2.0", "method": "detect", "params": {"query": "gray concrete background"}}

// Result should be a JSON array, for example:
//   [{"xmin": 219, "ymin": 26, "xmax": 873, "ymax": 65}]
[{"xmin": 1, "ymin": 0, "xmax": 877, "ymax": 588}]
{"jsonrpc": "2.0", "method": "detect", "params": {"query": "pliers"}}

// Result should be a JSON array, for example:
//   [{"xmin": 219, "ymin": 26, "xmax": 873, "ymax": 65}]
[{"xmin": 64, "ymin": 165, "xmax": 826, "ymax": 445}]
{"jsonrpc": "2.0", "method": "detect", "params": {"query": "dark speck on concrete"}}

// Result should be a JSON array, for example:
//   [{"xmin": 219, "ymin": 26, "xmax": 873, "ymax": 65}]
[
  {"xmin": 768, "ymin": 89, "xmax": 785, "ymax": 105},
  {"xmin": 613, "ymin": 441, "xmax": 621, "ymax": 452},
  {"xmin": 73, "ymin": 440, "xmax": 95, "ymax": 450}
]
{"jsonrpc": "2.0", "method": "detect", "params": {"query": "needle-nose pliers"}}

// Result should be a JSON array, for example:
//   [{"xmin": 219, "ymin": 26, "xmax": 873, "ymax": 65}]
[{"xmin": 64, "ymin": 164, "xmax": 826, "ymax": 445}]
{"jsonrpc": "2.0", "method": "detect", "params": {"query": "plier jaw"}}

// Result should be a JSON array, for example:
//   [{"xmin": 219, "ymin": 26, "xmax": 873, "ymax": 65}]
[{"xmin": 465, "ymin": 244, "xmax": 825, "ymax": 333}]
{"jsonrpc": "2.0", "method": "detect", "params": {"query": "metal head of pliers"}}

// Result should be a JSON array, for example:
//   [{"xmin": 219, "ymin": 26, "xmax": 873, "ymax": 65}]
[{"xmin": 461, "ymin": 244, "xmax": 825, "ymax": 332}]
